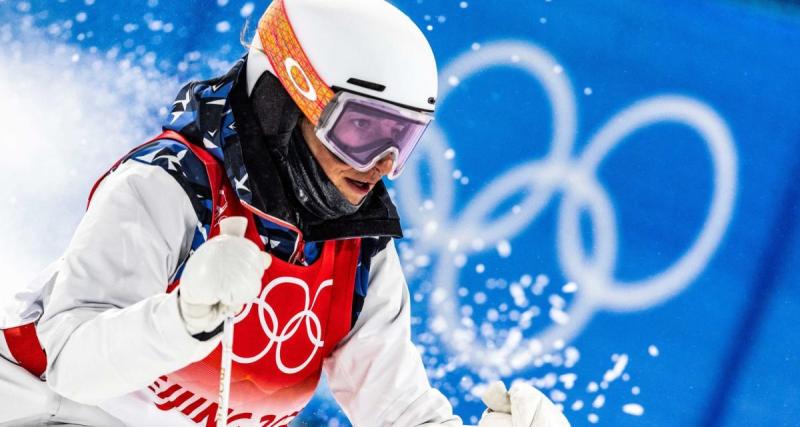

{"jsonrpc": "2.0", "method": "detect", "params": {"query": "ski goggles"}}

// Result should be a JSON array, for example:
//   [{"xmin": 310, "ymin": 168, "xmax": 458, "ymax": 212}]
[{"xmin": 315, "ymin": 91, "xmax": 433, "ymax": 179}]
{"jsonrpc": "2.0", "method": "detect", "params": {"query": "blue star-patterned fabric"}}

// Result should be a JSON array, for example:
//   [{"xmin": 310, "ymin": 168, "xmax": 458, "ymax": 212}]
[{"xmin": 163, "ymin": 58, "xmax": 254, "ymax": 208}]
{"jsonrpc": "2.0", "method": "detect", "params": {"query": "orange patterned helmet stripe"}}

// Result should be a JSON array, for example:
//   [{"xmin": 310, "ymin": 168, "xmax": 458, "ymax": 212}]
[{"xmin": 256, "ymin": 0, "xmax": 335, "ymax": 126}]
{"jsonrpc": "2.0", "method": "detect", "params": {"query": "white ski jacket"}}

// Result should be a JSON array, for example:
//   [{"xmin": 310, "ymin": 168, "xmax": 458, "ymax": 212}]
[{"xmin": 0, "ymin": 160, "xmax": 462, "ymax": 427}]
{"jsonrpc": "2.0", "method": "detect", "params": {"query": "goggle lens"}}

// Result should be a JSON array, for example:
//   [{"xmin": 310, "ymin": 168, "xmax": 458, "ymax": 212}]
[{"xmin": 316, "ymin": 92, "xmax": 432, "ymax": 179}]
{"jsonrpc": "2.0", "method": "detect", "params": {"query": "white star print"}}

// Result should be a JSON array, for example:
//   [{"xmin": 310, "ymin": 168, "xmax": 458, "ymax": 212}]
[
  {"xmin": 234, "ymin": 173, "xmax": 250, "ymax": 193},
  {"xmin": 138, "ymin": 148, "xmax": 187, "ymax": 172},
  {"xmin": 170, "ymin": 90, "xmax": 193, "ymax": 125}
]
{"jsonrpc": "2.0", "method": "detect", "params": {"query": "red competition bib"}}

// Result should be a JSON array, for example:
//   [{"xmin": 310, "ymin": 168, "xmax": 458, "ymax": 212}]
[{"xmin": 153, "ymin": 238, "xmax": 359, "ymax": 427}]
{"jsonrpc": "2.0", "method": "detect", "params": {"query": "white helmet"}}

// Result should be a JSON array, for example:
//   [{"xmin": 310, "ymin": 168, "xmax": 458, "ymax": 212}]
[{"xmin": 246, "ymin": 0, "xmax": 439, "ymax": 127}]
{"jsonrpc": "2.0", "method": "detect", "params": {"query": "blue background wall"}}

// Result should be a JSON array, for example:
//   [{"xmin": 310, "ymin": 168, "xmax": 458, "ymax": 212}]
[{"xmin": 1, "ymin": 0, "xmax": 798, "ymax": 425}]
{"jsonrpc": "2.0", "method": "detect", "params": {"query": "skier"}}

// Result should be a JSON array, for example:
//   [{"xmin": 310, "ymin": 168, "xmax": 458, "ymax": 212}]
[{"xmin": 0, "ymin": 0, "xmax": 570, "ymax": 426}]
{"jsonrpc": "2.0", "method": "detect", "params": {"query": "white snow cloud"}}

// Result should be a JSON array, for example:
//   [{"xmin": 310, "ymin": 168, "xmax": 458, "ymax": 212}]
[{"xmin": 0, "ymin": 18, "xmax": 180, "ymax": 294}]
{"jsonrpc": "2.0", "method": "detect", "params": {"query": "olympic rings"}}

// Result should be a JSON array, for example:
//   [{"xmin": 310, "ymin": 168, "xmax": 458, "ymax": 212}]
[
  {"xmin": 396, "ymin": 40, "xmax": 738, "ymax": 372},
  {"xmin": 232, "ymin": 276, "xmax": 333, "ymax": 374}
]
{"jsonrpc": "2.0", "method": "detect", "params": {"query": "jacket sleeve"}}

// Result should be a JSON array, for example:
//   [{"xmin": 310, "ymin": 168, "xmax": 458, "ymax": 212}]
[
  {"xmin": 322, "ymin": 240, "xmax": 463, "ymax": 426},
  {"xmin": 36, "ymin": 161, "xmax": 218, "ymax": 405}
]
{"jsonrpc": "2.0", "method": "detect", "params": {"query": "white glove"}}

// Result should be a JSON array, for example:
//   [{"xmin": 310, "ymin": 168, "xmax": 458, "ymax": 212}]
[
  {"xmin": 178, "ymin": 216, "xmax": 271, "ymax": 336},
  {"xmin": 477, "ymin": 381, "xmax": 570, "ymax": 427}
]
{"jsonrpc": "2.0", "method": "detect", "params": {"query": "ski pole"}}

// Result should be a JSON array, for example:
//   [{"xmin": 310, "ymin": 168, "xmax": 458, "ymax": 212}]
[{"xmin": 216, "ymin": 316, "xmax": 234, "ymax": 426}]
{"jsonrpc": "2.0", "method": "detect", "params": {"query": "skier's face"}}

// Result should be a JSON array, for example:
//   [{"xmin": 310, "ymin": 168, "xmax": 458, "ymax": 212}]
[{"xmin": 300, "ymin": 117, "xmax": 394, "ymax": 205}]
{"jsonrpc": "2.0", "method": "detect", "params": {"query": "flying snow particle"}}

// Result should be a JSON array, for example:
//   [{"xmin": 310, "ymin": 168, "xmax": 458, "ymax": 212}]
[
  {"xmin": 532, "ymin": 274, "xmax": 549, "ymax": 295},
  {"xmin": 631, "ymin": 386, "xmax": 640, "ymax": 395},
  {"xmin": 562, "ymin": 282, "xmax": 578, "ymax": 293},
  {"xmin": 559, "ymin": 373, "xmax": 577, "ymax": 390},
  {"xmin": 549, "ymin": 308, "xmax": 569, "ymax": 325},
  {"xmin": 510, "ymin": 283, "xmax": 527, "ymax": 307},
  {"xmin": 603, "ymin": 354, "xmax": 629, "ymax": 383},
  {"xmin": 519, "ymin": 308, "xmax": 537, "ymax": 329},
  {"xmin": 430, "ymin": 316, "xmax": 447, "ymax": 333},
  {"xmin": 448, "ymin": 239, "xmax": 460, "ymax": 252},
  {"xmin": 648, "ymin": 345, "xmax": 660, "ymax": 357},
  {"xmin": 240, "ymin": 2, "xmax": 255, "ymax": 17},
  {"xmin": 471, "ymin": 42, "xmax": 481, "ymax": 50},
  {"xmin": 571, "ymin": 400, "xmax": 584, "ymax": 411},
  {"xmin": 475, "ymin": 264, "xmax": 485, "ymax": 274},
  {"xmin": 549, "ymin": 294, "xmax": 566, "ymax": 309},
  {"xmin": 587, "ymin": 413, "xmax": 599, "ymax": 424},
  {"xmin": 497, "ymin": 240, "xmax": 512, "ymax": 257},
  {"xmin": 550, "ymin": 389, "xmax": 567, "ymax": 403},
  {"xmin": 470, "ymin": 238, "xmax": 485, "ymax": 251},
  {"xmin": 623, "ymin": 403, "xmax": 645, "ymax": 416},
  {"xmin": 75, "ymin": 12, "xmax": 87, "ymax": 23},
  {"xmin": 459, "ymin": 1, "xmax": 469, "ymax": 8},
  {"xmin": 592, "ymin": 394, "xmax": 605, "ymax": 409},
  {"xmin": 216, "ymin": 21, "xmax": 231, "ymax": 33},
  {"xmin": 584, "ymin": 87, "xmax": 593, "ymax": 95},
  {"xmin": 444, "ymin": 148, "xmax": 456, "ymax": 159},
  {"xmin": 564, "ymin": 346, "xmax": 580, "ymax": 368}
]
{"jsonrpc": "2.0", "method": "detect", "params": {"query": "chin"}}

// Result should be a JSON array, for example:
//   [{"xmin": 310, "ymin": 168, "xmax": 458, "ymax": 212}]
[{"xmin": 346, "ymin": 193, "xmax": 367, "ymax": 206}]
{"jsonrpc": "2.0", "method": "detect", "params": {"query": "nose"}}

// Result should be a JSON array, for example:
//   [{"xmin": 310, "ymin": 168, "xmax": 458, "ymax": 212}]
[{"xmin": 372, "ymin": 154, "xmax": 395, "ymax": 177}]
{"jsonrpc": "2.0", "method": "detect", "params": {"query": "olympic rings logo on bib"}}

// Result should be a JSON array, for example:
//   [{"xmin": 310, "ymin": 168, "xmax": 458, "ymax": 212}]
[{"xmin": 232, "ymin": 276, "xmax": 332, "ymax": 374}]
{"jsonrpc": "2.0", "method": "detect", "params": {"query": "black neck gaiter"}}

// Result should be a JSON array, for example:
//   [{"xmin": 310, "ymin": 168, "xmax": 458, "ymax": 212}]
[{"xmin": 285, "ymin": 127, "xmax": 364, "ymax": 220}]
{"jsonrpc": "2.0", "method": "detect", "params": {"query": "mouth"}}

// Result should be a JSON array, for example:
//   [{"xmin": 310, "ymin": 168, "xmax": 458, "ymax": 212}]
[{"xmin": 344, "ymin": 177, "xmax": 374, "ymax": 196}]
